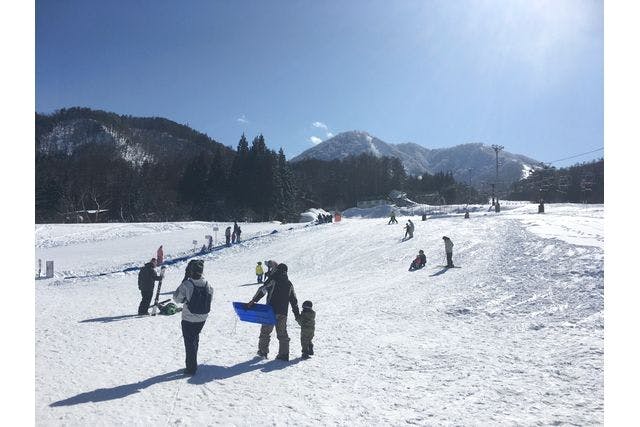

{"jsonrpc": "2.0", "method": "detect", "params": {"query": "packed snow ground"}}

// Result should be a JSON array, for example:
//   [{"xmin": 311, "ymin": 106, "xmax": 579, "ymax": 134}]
[{"xmin": 35, "ymin": 203, "xmax": 603, "ymax": 425}]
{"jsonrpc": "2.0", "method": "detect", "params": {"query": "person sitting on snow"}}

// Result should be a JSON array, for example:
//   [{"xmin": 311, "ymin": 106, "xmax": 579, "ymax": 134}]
[{"xmin": 409, "ymin": 250, "xmax": 427, "ymax": 271}]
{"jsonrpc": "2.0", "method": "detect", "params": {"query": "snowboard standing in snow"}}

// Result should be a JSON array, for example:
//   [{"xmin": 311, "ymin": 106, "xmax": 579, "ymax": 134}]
[{"xmin": 150, "ymin": 266, "xmax": 167, "ymax": 316}]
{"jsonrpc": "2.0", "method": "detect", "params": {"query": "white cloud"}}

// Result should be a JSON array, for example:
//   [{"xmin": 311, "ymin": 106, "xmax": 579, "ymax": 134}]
[
  {"xmin": 326, "ymin": 132, "xmax": 334, "ymax": 138},
  {"xmin": 309, "ymin": 136, "xmax": 323, "ymax": 145},
  {"xmin": 237, "ymin": 114, "xmax": 249, "ymax": 124},
  {"xmin": 312, "ymin": 121, "xmax": 328, "ymax": 130}
]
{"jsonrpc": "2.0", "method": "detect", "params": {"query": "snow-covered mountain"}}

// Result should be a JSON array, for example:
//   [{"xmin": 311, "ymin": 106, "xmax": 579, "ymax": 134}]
[
  {"xmin": 292, "ymin": 131, "xmax": 543, "ymax": 187},
  {"xmin": 36, "ymin": 108, "xmax": 233, "ymax": 165}
]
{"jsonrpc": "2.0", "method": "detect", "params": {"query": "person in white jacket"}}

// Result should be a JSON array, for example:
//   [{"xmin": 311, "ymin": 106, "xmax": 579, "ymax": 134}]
[
  {"xmin": 173, "ymin": 259, "xmax": 213, "ymax": 375},
  {"xmin": 442, "ymin": 236, "xmax": 454, "ymax": 268}
]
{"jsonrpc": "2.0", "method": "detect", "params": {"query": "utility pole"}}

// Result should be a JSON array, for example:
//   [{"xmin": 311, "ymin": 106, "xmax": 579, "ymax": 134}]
[
  {"xmin": 467, "ymin": 168, "xmax": 472, "ymax": 204},
  {"xmin": 491, "ymin": 144, "xmax": 504, "ymax": 212}
]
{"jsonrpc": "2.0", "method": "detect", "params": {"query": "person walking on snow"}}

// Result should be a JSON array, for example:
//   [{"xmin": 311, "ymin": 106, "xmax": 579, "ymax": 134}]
[
  {"xmin": 245, "ymin": 263, "xmax": 300, "ymax": 361},
  {"xmin": 173, "ymin": 259, "xmax": 213, "ymax": 376},
  {"xmin": 297, "ymin": 300, "xmax": 315, "ymax": 359},
  {"xmin": 443, "ymin": 236, "xmax": 454, "ymax": 268},
  {"xmin": 137, "ymin": 258, "xmax": 161, "ymax": 315},
  {"xmin": 256, "ymin": 261, "xmax": 264, "ymax": 283}
]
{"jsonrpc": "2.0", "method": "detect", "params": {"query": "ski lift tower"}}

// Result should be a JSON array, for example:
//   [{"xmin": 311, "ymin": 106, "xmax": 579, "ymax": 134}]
[{"xmin": 491, "ymin": 144, "xmax": 504, "ymax": 212}]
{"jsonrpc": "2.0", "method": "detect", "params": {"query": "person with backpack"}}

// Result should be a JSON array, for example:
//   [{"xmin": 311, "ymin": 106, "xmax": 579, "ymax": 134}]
[
  {"xmin": 442, "ymin": 236, "xmax": 455, "ymax": 268},
  {"xmin": 173, "ymin": 259, "xmax": 213, "ymax": 376},
  {"xmin": 137, "ymin": 258, "xmax": 161, "ymax": 315},
  {"xmin": 245, "ymin": 263, "xmax": 300, "ymax": 361}
]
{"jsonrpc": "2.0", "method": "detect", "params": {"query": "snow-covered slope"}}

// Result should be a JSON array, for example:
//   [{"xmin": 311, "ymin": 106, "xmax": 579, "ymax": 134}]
[{"xmin": 35, "ymin": 204, "xmax": 603, "ymax": 425}]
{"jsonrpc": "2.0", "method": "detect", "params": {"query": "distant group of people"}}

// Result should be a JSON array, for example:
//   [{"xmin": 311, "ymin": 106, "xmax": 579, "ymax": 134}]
[
  {"xmin": 225, "ymin": 222, "xmax": 242, "ymax": 246},
  {"xmin": 317, "ymin": 213, "xmax": 333, "ymax": 224}
]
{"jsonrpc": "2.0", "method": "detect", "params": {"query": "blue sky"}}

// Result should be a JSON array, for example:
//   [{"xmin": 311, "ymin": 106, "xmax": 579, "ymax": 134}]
[{"xmin": 36, "ymin": 0, "xmax": 603, "ymax": 166}]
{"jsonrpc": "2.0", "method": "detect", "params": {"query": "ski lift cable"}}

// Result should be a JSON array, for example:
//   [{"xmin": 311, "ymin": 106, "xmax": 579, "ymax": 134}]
[{"xmin": 546, "ymin": 147, "xmax": 604, "ymax": 165}]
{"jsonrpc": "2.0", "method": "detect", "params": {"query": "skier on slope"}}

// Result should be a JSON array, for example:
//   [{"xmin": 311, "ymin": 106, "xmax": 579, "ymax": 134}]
[
  {"xmin": 404, "ymin": 219, "xmax": 414, "ymax": 240},
  {"xmin": 137, "ymin": 258, "xmax": 161, "ymax": 315},
  {"xmin": 245, "ymin": 263, "xmax": 300, "ymax": 361},
  {"xmin": 173, "ymin": 259, "xmax": 213, "ymax": 376},
  {"xmin": 388, "ymin": 211, "xmax": 398, "ymax": 224},
  {"xmin": 442, "ymin": 236, "xmax": 455, "ymax": 268}
]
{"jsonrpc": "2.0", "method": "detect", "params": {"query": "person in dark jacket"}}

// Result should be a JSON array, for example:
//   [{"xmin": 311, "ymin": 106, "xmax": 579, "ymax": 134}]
[
  {"xmin": 225, "ymin": 226, "xmax": 232, "ymax": 246},
  {"xmin": 137, "ymin": 258, "xmax": 161, "ymax": 315},
  {"xmin": 246, "ymin": 263, "xmax": 300, "ymax": 361},
  {"xmin": 233, "ymin": 222, "xmax": 241, "ymax": 243},
  {"xmin": 297, "ymin": 300, "xmax": 315, "ymax": 359}
]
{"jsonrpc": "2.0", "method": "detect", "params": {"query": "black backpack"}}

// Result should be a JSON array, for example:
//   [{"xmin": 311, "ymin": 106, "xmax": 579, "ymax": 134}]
[{"xmin": 187, "ymin": 279, "xmax": 212, "ymax": 314}]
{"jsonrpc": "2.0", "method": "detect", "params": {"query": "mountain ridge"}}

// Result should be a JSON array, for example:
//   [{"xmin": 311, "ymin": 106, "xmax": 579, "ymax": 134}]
[{"xmin": 292, "ymin": 131, "xmax": 542, "ymax": 188}]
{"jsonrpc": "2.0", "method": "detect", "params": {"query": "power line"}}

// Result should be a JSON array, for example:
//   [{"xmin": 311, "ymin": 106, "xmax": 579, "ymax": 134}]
[{"xmin": 547, "ymin": 147, "xmax": 604, "ymax": 165}]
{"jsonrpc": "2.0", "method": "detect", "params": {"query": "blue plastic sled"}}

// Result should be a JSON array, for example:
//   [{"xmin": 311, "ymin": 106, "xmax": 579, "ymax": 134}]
[{"xmin": 232, "ymin": 302, "xmax": 276, "ymax": 325}]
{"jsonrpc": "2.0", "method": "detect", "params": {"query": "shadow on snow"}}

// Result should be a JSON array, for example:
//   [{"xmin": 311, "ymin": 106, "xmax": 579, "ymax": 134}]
[
  {"xmin": 49, "ymin": 369, "xmax": 185, "ymax": 407},
  {"xmin": 79, "ymin": 314, "xmax": 144, "ymax": 323},
  {"xmin": 188, "ymin": 357, "xmax": 302, "ymax": 385},
  {"xmin": 49, "ymin": 358, "xmax": 301, "ymax": 407},
  {"xmin": 429, "ymin": 268, "xmax": 450, "ymax": 277}
]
